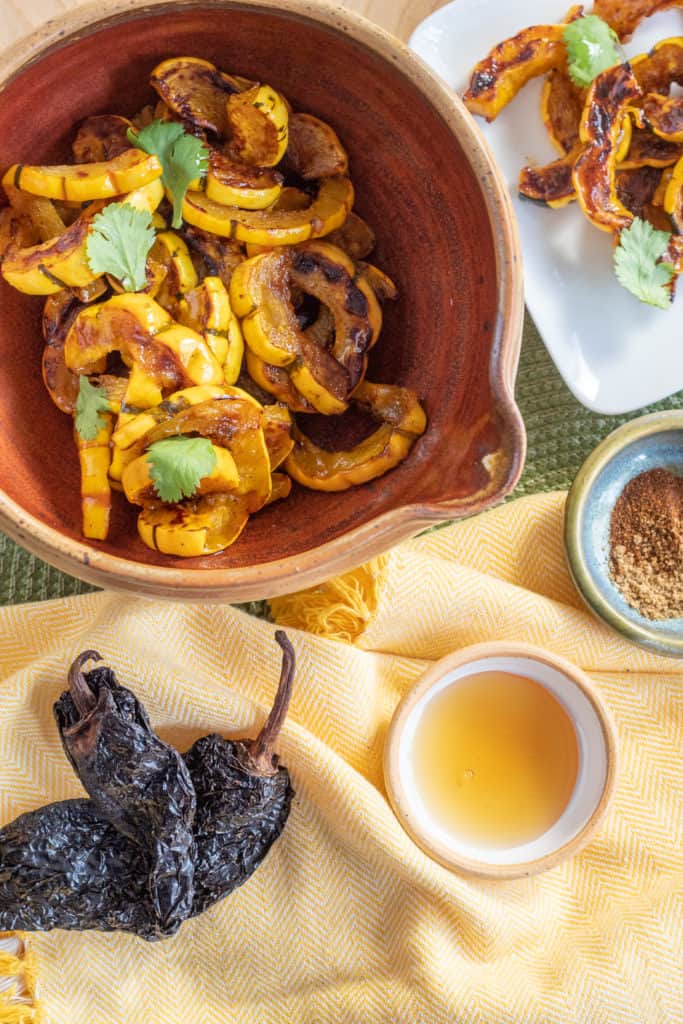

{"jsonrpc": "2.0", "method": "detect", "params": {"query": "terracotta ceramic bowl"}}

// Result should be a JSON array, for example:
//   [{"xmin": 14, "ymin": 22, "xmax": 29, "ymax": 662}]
[{"xmin": 0, "ymin": 0, "xmax": 525, "ymax": 602}]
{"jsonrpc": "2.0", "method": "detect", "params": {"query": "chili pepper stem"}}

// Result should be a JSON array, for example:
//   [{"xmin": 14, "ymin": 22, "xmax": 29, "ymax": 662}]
[
  {"xmin": 247, "ymin": 630, "xmax": 295, "ymax": 776},
  {"xmin": 67, "ymin": 650, "xmax": 103, "ymax": 716}
]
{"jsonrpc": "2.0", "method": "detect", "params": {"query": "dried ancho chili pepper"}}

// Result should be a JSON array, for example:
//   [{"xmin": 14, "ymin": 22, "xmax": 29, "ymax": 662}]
[
  {"xmin": 53, "ymin": 650, "xmax": 196, "ymax": 932},
  {"xmin": 0, "ymin": 632, "xmax": 295, "ymax": 942}
]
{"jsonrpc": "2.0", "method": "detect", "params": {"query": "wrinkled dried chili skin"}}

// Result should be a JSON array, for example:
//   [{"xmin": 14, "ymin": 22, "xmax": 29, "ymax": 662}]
[
  {"xmin": 53, "ymin": 665, "xmax": 196, "ymax": 933},
  {"xmin": 0, "ymin": 734, "xmax": 293, "ymax": 942}
]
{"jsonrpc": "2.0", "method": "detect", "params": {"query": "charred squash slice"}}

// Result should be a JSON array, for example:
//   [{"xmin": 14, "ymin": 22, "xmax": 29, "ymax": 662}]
[
  {"xmin": 357, "ymin": 262, "xmax": 399, "ymax": 303},
  {"xmin": 65, "ymin": 293, "xmax": 223, "ymax": 409},
  {"xmin": 146, "ymin": 231, "xmax": 198, "ymax": 316},
  {"xmin": 0, "ymin": 205, "xmax": 39, "ymax": 259},
  {"xmin": 182, "ymin": 175, "xmax": 354, "ymax": 246},
  {"xmin": 1, "ymin": 179, "xmax": 163, "ymax": 295},
  {"xmin": 226, "ymin": 84, "xmax": 289, "ymax": 167},
  {"xmin": 632, "ymin": 37, "xmax": 683, "ymax": 92},
  {"xmin": 244, "ymin": 350, "xmax": 313, "ymax": 413},
  {"xmin": 519, "ymin": 147, "xmax": 580, "ymax": 206},
  {"xmin": 664, "ymin": 153, "xmax": 683, "ymax": 228},
  {"xmin": 266, "ymin": 473, "xmax": 292, "ymax": 504},
  {"xmin": 463, "ymin": 10, "xmax": 583, "ymax": 121},
  {"xmin": 618, "ymin": 125, "xmax": 682, "ymax": 168},
  {"xmin": 283, "ymin": 113, "xmax": 349, "ymax": 179},
  {"xmin": 593, "ymin": 0, "xmax": 683, "ymax": 40},
  {"xmin": 325, "ymin": 212, "xmax": 376, "ymax": 261},
  {"xmin": 230, "ymin": 241, "xmax": 374, "ymax": 414},
  {"xmin": 206, "ymin": 151, "xmax": 283, "ymax": 209},
  {"xmin": 177, "ymin": 276, "xmax": 244, "ymax": 384},
  {"xmin": 150, "ymin": 56, "xmax": 246, "ymax": 138},
  {"xmin": 644, "ymin": 92, "xmax": 683, "ymax": 141},
  {"xmin": 573, "ymin": 63, "xmax": 642, "ymax": 232},
  {"xmin": 3, "ymin": 184, "xmax": 66, "ymax": 242},
  {"xmin": 72, "ymin": 115, "xmax": 133, "ymax": 163},
  {"xmin": 137, "ymin": 493, "xmax": 250, "ymax": 556},
  {"xmin": 41, "ymin": 291, "xmax": 83, "ymax": 413},
  {"xmin": 180, "ymin": 225, "xmax": 245, "ymax": 290},
  {"xmin": 541, "ymin": 70, "xmax": 585, "ymax": 154},
  {"xmin": 615, "ymin": 165, "xmax": 663, "ymax": 218},
  {"xmin": 3, "ymin": 149, "xmax": 162, "ymax": 202},
  {"xmin": 262, "ymin": 403, "xmax": 294, "ymax": 470},
  {"xmin": 285, "ymin": 381, "xmax": 426, "ymax": 492}
]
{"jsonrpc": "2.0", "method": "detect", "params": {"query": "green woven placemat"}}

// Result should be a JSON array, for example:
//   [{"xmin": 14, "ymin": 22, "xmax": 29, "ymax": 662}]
[{"xmin": 3, "ymin": 314, "xmax": 682, "ymax": 605}]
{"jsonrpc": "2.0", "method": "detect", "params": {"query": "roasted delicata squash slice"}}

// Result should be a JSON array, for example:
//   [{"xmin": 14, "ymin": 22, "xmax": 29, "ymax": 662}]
[
  {"xmin": 573, "ymin": 63, "xmax": 642, "ymax": 232},
  {"xmin": 111, "ymin": 385, "xmax": 240, "ymax": 452},
  {"xmin": 284, "ymin": 113, "xmax": 349, "ymax": 179},
  {"xmin": 123, "ymin": 442, "xmax": 240, "ymax": 505},
  {"xmin": 65, "ymin": 293, "xmax": 223, "ymax": 409},
  {"xmin": 593, "ymin": 0, "xmax": 683, "ymax": 41},
  {"xmin": 76, "ymin": 411, "xmax": 113, "ymax": 540},
  {"xmin": 541, "ymin": 70, "xmax": 585, "ymax": 155},
  {"xmin": 617, "ymin": 124, "xmax": 682, "ymax": 167},
  {"xmin": 1, "ymin": 178, "xmax": 164, "ymax": 295},
  {"xmin": 150, "ymin": 56, "xmax": 248, "ymax": 138},
  {"xmin": 267, "ymin": 472, "xmax": 292, "ymax": 504},
  {"xmin": 177, "ymin": 275, "xmax": 244, "ymax": 384},
  {"xmin": 3, "ymin": 149, "xmax": 162, "ymax": 202},
  {"xmin": 181, "ymin": 225, "xmax": 244, "ymax": 289},
  {"xmin": 226, "ymin": 84, "xmax": 289, "ymax": 166},
  {"xmin": 4, "ymin": 185, "xmax": 66, "ymax": 242},
  {"xmin": 262, "ymin": 403, "xmax": 294, "ymax": 470},
  {"xmin": 0, "ymin": 206, "xmax": 38, "ymax": 260},
  {"xmin": 285, "ymin": 381, "xmax": 426, "ymax": 492},
  {"xmin": 182, "ymin": 175, "xmax": 354, "ymax": 246},
  {"xmin": 206, "ymin": 151, "xmax": 283, "ymax": 209},
  {"xmin": 72, "ymin": 115, "xmax": 133, "ymax": 163},
  {"xmin": 147, "ymin": 231, "xmax": 198, "ymax": 315},
  {"xmin": 244, "ymin": 349, "xmax": 313, "ymax": 413},
  {"xmin": 138, "ymin": 493, "xmax": 250, "ymax": 556},
  {"xmin": 643, "ymin": 92, "xmax": 683, "ymax": 141},
  {"xmin": 42, "ymin": 291, "xmax": 83, "ymax": 413},
  {"xmin": 616, "ymin": 165, "xmax": 663, "ymax": 219},
  {"xmin": 357, "ymin": 262, "xmax": 399, "ymax": 303},
  {"xmin": 519, "ymin": 147, "xmax": 580, "ymax": 206},
  {"xmin": 632, "ymin": 37, "xmax": 683, "ymax": 92},
  {"xmin": 463, "ymin": 8, "xmax": 583, "ymax": 121},
  {"xmin": 664, "ymin": 153, "xmax": 683, "ymax": 228},
  {"xmin": 325, "ymin": 212, "xmax": 376, "ymax": 261},
  {"xmin": 231, "ymin": 241, "xmax": 374, "ymax": 414}
]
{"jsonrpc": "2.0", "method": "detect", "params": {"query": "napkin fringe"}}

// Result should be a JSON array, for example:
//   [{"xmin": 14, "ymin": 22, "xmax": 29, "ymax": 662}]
[
  {"xmin": 0, "ymin": 936, "xmax": 40, "ymax": 1023},
  {"xmin": 270, "ymin": 555, "xmax": 389, "ymax": 643}
]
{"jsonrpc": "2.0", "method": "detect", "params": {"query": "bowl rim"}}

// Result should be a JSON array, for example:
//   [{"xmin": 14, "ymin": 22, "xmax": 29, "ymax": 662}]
[
  {"xmin": 565, "ymin": 410, "xmax": 683, "ymax": 658},
  {"xmin": 0, "ymin": 0, "xmax": 526, "ymax": 602},
  {"xmin": 383, "ymin": 641, "xmax": 618, "ymax": 880}
]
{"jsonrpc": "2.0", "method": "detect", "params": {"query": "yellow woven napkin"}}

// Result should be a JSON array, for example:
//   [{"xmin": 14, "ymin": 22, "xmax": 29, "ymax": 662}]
[{"xmin": 1, "ymin": 492, "xmax": 681, "ymax": 1023}]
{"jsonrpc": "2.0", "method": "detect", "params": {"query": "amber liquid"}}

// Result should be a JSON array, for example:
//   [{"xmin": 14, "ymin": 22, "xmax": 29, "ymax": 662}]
[{"xmin": 411, "ymin": 672, "xmax": 579, "ymax": 849}]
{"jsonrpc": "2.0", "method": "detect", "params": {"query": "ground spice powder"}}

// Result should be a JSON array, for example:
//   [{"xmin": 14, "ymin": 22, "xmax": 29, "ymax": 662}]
[{"xmin": 609, "ymin": 468, "xmax": 683, "ymax": 620}]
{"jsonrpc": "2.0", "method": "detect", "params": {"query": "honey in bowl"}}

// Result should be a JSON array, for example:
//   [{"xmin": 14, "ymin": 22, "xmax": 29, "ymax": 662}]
[{"xmin": 411, "ymin": 671, "xmax": 579, "ymax": 849}]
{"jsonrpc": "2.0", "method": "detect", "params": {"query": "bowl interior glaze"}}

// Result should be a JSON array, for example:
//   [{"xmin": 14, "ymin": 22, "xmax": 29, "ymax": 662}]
[{"xmin": 0, "ymin": 1, "xmax": 524, "ymax": 596}]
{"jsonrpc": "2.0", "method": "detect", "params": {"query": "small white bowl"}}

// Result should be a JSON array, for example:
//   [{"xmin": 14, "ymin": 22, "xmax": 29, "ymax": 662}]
[{"xmin": 384, "ymin": 642, "xmax": 617, "ymax": 879}]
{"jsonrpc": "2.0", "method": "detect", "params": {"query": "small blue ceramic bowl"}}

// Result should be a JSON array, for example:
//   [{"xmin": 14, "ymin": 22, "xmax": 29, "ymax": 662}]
[{"xmin": 565, "ymin": 412, "xmax": 683, "ymax": 658}]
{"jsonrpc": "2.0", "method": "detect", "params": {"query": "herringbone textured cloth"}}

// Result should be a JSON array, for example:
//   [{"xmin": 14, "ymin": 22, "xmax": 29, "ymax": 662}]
[{"xmin": 0, "ymin": 492, "xmax": 681, "ymax": 1023}]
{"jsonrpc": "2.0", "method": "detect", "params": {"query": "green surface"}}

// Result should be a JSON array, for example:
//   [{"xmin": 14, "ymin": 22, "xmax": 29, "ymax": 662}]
[{"xmin": 3, "ymin": 315, "xmax": 683, "ymax": 606}]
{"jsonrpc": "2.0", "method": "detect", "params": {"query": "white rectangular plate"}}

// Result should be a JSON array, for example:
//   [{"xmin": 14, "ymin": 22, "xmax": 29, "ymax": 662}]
[{"xmin": 410, "ymin": 0, "xmax": 683, "ymax": 414}]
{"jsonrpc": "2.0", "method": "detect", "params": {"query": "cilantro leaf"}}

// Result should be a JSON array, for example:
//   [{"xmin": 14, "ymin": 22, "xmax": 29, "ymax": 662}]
[
  {"xmin": 564, "ymin": 15, "xmax": 624, "ymax": 89},
  {"xmin": 129, "ymin": 121, "xmax": 209, "ymax": 228},
  {"xmin": 614, "ymin": 217, "xmax": 675, "ymax": 310},
  {"xmin": 146, "ymin": 436, "xmax": 217, "ymax": 503},
  {"xmin": 75, "ymin": 376, "xmax": 111, "ymax": 441},
  {"xmin": 86, "ymin": 203, "xmax": 155, "ymax": 292}
]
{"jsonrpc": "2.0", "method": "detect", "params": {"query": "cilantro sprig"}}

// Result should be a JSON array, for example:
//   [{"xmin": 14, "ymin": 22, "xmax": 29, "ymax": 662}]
[
  {"xmin": 146, "ymin": 436, "xmax": 217, "ymax": 503},
  {"xmin": 614, "ymin": 218, "xmax": 676, "ymax": 310},
  {"xmin": 563, "ymin": 15, "xmax": 624, "ymax": 89},
  {"xmin": 75, "ymin": 377, "xmax": 112, "ymax": 441},
  {"xmin": 128, "ymin": 121, "xmax": 209, "ymax": 228},
  {"xmin": 86, "ymin": 203, "xmax": 155, "ymax": 292}
]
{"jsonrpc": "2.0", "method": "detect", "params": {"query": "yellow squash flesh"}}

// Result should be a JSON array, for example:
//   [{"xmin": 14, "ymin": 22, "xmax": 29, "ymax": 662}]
[
  {"xmin": 181, "ymin": 176, "xmax": 354, "ymax": 246},
  {"xmin": 285, "ymin": 381, "xmax": 426, "ymax": 492},
  {"xmin": 3, "ymin": 149, "xmax": 162, "ymax": 202},
  {"xmin": 227, "ymin": 84, "xmax": 289, "ymax": 167},
  {"xmin": 177, "ymin": 276, "xmax": 244, "ymax": 384},
  {"xmin": 76, "ymin": 414, "xmax": 113, "ymax": 540}
]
